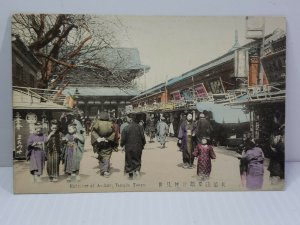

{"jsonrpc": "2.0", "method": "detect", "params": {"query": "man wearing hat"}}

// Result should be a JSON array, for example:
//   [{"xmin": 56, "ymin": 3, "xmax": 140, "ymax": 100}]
[
  {"xmin": 156, "ymin": 117, "xmax": 169, "ymax": 149},
  {"xmin": 195, "ymin": 113, "xmax": 213, "ymax": 144}
]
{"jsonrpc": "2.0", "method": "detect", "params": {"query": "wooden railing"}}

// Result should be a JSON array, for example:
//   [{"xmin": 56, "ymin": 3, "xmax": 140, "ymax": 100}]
[{"xmin": 13, "ymin": 86, "xmax": 67, "ymax": 105}]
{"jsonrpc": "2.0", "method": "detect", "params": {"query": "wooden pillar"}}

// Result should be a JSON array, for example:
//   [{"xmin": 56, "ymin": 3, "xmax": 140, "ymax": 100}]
[
  {"xmin": 249, "ymin": 57, "xmax": 259, "ymax": 86},
  {"xmin": 248, "ymin": 48, "xmax": 259, "ymax": 86}
]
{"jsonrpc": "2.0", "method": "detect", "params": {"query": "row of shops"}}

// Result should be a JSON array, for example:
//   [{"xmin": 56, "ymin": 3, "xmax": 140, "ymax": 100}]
[{"xmin": 129, "ymin": 29, "xmax": 286, "ymax": 152}]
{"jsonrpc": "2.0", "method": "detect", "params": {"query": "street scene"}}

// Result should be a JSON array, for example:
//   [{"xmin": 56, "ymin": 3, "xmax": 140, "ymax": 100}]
[
  {"xmin": 12, "ymin": 15, "xmax": 285, "ymax": 193},
  {"xmin": 14, "ymin": 135, "xmax": 284, "ymax": 193}
]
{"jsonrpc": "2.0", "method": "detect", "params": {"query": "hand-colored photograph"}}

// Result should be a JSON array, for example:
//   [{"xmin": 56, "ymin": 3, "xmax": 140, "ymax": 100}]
[{"xmin": 12, "ymin": 15, "xmax": 285, "ymax": 193}]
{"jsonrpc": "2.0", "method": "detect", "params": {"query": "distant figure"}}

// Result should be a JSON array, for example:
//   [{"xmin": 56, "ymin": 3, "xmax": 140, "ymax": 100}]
[
  {"xmin": 156, "ymin": 117, "xmax": 169, "ymax": 149},
  {"xmin": 84, "ymin": 116, "xmax": 92, "ymax": 135},
  {"xmin": 147, "ymin": 116, "xmax": 156, "ymax": 143},
  {"xmin": 116, "ymin": 118, "xmax": 123, "ymax": 133},
  {"xmin": 168, "ymin": 121, "xmax": 175, "ymax": 137},
  {"xmin": 193, "ymin": 138, "xmax": 216, "ymax": 180},
  {"xmin": 120, "ymin": 117, "xmax": 130, "ymax": 136},
  {"xmin": 121, "ymin": 114, "xmax": 146, "ymax": 179},
  {"xmin": 26, "ymin": 122, "xmax": 47, "ymax": 183}
]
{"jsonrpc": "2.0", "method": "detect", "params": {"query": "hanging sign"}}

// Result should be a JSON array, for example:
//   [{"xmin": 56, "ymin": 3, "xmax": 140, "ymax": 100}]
[{"xmin": 194, "ymin": 83, "xmax": 208, "ymax": 97}]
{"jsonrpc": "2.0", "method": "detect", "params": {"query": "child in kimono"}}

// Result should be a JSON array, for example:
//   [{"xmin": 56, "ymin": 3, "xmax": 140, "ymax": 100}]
[
  {"xmin": 193, "ymin": 138, "xmax": 216, "ymax": 180},
  {"xmin": 27, "ymin": 122, "xmax": 47, "ymax": 183},
  {"xmin": 63, "ymin": 123, "xmax": 85, "ymax": 182}
]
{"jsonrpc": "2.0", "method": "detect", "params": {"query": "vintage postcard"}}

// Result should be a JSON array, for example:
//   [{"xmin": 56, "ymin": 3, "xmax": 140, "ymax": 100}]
[{"xmin": 12, "ymin": 15, "xmax": 285, "ymax": 193}]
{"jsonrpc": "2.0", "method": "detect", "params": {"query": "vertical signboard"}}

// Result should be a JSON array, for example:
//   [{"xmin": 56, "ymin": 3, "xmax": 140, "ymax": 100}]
[
  {"xmin": 194, "ymin": 83, "xmax": 208, "ymax": 97},
  {"xmin": 13, "ymin": 112, "xmax": 43, "ymax": 159},
  {"xmin": 14, "ymin": 112, "xmax": 31, "ymax": 159}
]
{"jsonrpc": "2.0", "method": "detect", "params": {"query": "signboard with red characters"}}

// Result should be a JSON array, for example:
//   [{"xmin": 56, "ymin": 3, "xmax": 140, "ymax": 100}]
[{"xmin": 194, "ymin": 83, "xmax": 208, "ymax": 97}]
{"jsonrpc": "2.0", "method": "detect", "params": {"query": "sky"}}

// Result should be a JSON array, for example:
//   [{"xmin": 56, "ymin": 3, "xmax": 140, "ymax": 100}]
[{"xmin": 98, "ymin": 16, "xmax": 286, "ymax": 90}]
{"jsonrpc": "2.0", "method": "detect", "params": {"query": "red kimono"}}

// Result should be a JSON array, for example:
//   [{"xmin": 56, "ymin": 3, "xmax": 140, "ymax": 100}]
[{"xmin": 193, "ymin": 144, "xmax": 216, "ymax": 177}]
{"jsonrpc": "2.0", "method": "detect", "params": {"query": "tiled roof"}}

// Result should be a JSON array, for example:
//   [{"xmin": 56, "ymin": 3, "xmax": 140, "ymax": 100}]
[
  {"xmin": 131, "ymin": 83, "xmax": 165, "ymax": 101},
  {"xmin": 84, "ymin": 47, "xmax": 150, "ymax": 71},
  {"xmin": 63, "ymin": 87, "xmax": 139, "ymax": 97},
  {"xmin": 167, "ymin": 52, "xmax": 235, "ymax": 86}
]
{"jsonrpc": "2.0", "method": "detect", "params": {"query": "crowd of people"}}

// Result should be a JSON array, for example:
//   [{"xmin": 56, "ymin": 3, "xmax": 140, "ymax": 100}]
[
  {"xmin": 25, "ymin": 110, "xmax": 284, "ymax": 190},
  {"xmin": 27, "ymin": 118, "xmax": 85, "ymax": 183}
]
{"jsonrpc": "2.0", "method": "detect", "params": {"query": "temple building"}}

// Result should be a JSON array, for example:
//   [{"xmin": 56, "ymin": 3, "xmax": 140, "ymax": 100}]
[{"xmin": 62, "ymin": 47, "xmax": 150, "ymax": 118}]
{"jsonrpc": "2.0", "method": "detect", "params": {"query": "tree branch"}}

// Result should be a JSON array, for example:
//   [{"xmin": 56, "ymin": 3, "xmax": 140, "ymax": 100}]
[
  {"xmin": 35, "ymin": 52, "xmax": 75, "ymax": 68},
  {"xmin": 68, "ymin": 35, "xmax": 92, "ymax": 59},
  {"xmin": 29, "ymin": 14, "xmax": 66, "ymax": 51}
]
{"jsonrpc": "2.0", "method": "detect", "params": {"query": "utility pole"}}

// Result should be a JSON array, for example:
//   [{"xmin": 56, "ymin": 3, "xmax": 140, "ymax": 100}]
[{"xmin": 164, "ymin": 74, "xmax": 168, "ymax": 104}]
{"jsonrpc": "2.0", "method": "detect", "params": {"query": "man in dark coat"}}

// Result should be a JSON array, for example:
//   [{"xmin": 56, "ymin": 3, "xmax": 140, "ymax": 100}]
[
  {"xmin": 120, "ymin": 114, "xmax": 146, "ymax": 179},
  {"xmin": 195, "ymin": 113, "xmax": 213, "ymax": 144}
]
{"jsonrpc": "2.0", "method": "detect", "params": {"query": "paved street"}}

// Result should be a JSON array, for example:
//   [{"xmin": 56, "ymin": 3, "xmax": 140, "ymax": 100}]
[{"xmin": 14, "ymin": 135, "xmax": 284, "ymax": 193}]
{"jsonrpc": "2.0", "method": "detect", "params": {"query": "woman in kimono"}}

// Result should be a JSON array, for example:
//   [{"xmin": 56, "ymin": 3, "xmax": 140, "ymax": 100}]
[
  {"xmin": 193, "ymin": 138, "xmax": 216, "ymax": 180},
  {"xmin": 63, "ymin": 123, "xmax": 85, "ymax": 182},
  {"xmin": 26, "ymin": 122, "xmax": 47, "ymax": 183},
  {"xmin": 45, "ymin": 120, "xmax": 63, "ymax": 182},
  {"xmin": 240, "ymin": 139, "xmax": 264, "ymax": 190},
  {"xmin": 178, "ymin": 113, "xmax": 197, "ymax": 168}
]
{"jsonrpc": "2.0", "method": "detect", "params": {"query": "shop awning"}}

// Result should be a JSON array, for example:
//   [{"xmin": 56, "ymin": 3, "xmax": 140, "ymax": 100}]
[{"xmin": 196, "ymin": 102, "xmax": 250, "ymax": 124}]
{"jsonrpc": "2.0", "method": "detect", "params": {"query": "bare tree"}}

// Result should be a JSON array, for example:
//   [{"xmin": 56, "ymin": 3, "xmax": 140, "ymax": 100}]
[{"xmin": 11, "ymin": 14, "xmax": 131, "ymax": 89}]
